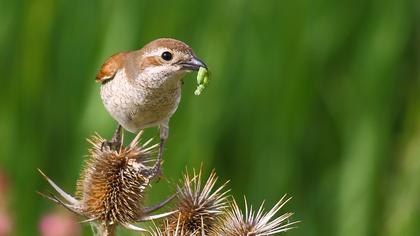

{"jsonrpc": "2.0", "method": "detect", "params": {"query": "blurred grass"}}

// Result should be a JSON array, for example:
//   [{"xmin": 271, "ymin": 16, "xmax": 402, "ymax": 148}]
[{"xmin": 0, "ymin": 0, "xmax": 419, "ymax": 235}]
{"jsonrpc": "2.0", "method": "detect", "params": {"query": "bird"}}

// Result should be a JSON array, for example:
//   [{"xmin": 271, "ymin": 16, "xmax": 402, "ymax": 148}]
[{"xmin": 96, "ymin": 38, "xmax": 207, "ymax": 171}]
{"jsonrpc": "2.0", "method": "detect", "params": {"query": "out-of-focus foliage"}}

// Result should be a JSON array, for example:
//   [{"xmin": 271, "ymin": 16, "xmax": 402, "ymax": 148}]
[{"xmin": 0, "ymin": 0, "xmax": 418, "ymax": 235}]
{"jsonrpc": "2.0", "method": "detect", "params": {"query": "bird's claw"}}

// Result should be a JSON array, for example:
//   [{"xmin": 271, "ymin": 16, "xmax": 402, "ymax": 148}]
[
  {"xmin": 154, "ymin": 171, "xmax": 164, "ymax": 183},
  {"xmin": 148, "ymin": 157, "xmax": 165, "ymax": 182},
  {"xmin": 100, "ymin": 139, "xmax": 121, "ymax": 151},
  {"xmin": 153, "ymin": 163, "xmax": 163, "ymax": 181},
  {"xmin": 101, "ymin": 125, "xmax": 122, "ymax": 151}
]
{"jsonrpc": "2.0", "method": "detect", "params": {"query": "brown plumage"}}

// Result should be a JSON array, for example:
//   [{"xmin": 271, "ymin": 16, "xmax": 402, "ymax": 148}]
[
  {"xmin": 95, "ymin": 52, "xmax": 127, "ymax": 83},
  {"xmin": 97, "ymin": 38, "xmax": 207, "ymax": 134},
  {"xmin": 96, "ymin": 38, "xmax": 208, "ymax": 174}
]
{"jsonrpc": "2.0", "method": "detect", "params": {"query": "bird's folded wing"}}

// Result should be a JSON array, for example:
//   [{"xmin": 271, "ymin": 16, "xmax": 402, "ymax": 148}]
[{"xmin": 96, "ymin": 52, "xmax": 126, "ymax": 83}]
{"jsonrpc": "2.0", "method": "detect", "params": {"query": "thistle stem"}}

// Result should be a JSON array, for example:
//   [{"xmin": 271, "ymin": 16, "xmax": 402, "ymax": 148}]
[{"xmin": 97, "ymin": 223, "xmax": 116, "ymax": 236}]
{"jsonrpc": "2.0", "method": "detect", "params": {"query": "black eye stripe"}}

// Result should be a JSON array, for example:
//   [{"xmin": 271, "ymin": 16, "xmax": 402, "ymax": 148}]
[{"xmin": 161, "ymin": 51, "xmax": 173, "ymax": 61}]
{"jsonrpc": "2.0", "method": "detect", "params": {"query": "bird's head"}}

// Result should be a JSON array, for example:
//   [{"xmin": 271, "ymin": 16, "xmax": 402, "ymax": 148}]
[
  {"xmin": 96, "ymin": 38, "xmax": 207, "ymax": 88},
  {"xmin": 132, "ymin": 38, "xmax": 207, "ymax": 85}
]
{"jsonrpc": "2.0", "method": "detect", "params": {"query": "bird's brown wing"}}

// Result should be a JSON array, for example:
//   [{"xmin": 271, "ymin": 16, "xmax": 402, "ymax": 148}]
[{"xmin": 95, "ymin": 52, "xmax": 126, "ymax": 83}]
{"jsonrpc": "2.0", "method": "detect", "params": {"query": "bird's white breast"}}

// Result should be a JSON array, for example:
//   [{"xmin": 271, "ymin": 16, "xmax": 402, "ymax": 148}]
[{"xmin": 100, "ymin": 69, "xmax": 182, "ymax": 133}]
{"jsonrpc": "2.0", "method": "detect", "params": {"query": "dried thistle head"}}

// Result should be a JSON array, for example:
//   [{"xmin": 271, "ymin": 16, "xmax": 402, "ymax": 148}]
[
  {"xmin": 76, "ymin": 131, "xmax": 158, "ymax": 225},
  {"xmin": 150, "ymin": 214, "xmax": 199, "ymax": 236},
  {"xmin": 216, "ymin": 195, "xmax": 298, "ymax": 236},
  {"xmin": 38, "ymin": 131, "xmax": 175, "ymax": 234},
  {"xmin": 164, "ymin": 166, "xmax": 230, "ymax": 235}
]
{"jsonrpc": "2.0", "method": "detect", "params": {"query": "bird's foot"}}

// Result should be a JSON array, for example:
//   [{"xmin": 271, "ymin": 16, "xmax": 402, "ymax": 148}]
[
  {"xmin": 151, "ymin": 159, "xmax": 164, "ymax": 182},
  {"xmin": 151, "ymin": 137, "xmax": 166, "ymax": 182},
  {"xmin": 143, "ymin": 165, "xmax": 164, "ymax": 182},
  {"xmin": 100, "ymin": 139, "xmax": 122, "ymax": 151},
  {"xmin": 101, "ymin": 125, "xmax": 122, "ymax": 151}
]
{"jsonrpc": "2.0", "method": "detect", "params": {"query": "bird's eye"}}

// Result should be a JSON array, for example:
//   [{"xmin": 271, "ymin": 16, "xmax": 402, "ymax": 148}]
[{"xmin": 161, "ymin": 51, "xmax": 173, "ymax": 61}]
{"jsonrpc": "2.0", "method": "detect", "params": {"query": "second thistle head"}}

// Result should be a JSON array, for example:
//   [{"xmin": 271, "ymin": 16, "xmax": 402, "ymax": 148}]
[{"xmin": 163, "ymin": 166, "xmax": 230, "ymax": 235}]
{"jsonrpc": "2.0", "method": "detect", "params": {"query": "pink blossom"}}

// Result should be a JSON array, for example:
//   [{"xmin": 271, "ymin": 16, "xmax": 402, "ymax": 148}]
[
  {"xmin": 0, "ymin": 213, "xmax": 12, "ymax": 236},
  {"xmin": 39, "ymin": 211, "xmax": 81, "ymax": 236}
]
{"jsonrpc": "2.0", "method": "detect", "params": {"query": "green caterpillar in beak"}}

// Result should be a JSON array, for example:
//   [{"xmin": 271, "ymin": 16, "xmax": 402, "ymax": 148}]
[{"xmin": 194, "ymin": 67, "xmax": 210, "ymax": 96}]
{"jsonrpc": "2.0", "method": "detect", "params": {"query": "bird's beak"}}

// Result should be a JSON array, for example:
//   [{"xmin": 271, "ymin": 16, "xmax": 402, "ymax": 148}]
[{"xmin": 179, "ymin": 56, "xmax": 208, "ymax": 71}]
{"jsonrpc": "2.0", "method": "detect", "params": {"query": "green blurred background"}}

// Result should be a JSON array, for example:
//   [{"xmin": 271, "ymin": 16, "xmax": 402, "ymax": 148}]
[{"xmin": 0, "ymin": 0, "xmax": 419, "ymax": 235}]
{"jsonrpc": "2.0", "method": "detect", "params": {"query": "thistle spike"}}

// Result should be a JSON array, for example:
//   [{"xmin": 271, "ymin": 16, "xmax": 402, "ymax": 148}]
[{"xmin": 216, "ymin": 195, "xmax": 299, "ymax": 236}]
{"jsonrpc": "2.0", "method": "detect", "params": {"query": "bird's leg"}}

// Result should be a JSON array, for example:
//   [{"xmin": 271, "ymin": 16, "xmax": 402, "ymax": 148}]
[
  {"xmin": 153, "ymin": 122, "xmax": 169, "ymax": 178},
  {"xmin": 101, "ymin": 124, "xmax": 122, "ymax": 151},
  {"xmin": 111, "ymin": 124, "xmax": 122, "ymax": 144}
]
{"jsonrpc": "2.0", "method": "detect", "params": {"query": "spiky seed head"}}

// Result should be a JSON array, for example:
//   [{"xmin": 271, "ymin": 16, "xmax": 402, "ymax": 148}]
[
  {"xmin": 216, "ymin": 195, "xmax": 298, "ymax": 236},
  {"xmin": 165, "ymin": 166, "xmax": 230, "ymax": 235},
  {"xmin": 150, "ymin": 214, "xmax": 200, "ymax": 236},
  {"xmin": 76, "ymin": 131, "xmax": 158, "ymax": 225}
]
